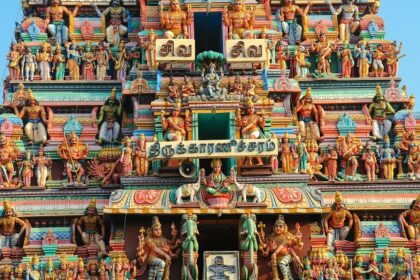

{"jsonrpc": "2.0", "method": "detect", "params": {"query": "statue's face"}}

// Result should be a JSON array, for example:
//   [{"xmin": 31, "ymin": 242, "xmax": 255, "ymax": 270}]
[
  {"xmin": 33, "ymin": 263, "xmax": 39, "ymax": 270},
  {"xmin": 112, "ymin": 0, "xmax": 120, "ymax": 7},
  {"xmin": 274, "ymin": 223, "xmax": 285, "ymax": 234},
  {"xmin": 384, "ymin": 142, "xmax": 389, "ymax": 148},
  {"xmin": 29, "ymin": 98, "xmax": 36, "ymax": 106},
  {"xmin": 346, "ymin": 0, "xmax": 354, "ymax": 4},
  {"xmin": 51, "ymin": 0, "xmax": 60, "ymax": 6},
  {"xmin": 172, "ymin": 108, "xmax": 180, "ymax": 117},
  {"xmin": 90, "ymin": 267, "xmax": 97, "ymax": 275},
  {"xmin": 4, "ymin": 209, "xmax": 12, "ymax": 217},
  {"xmin": 366, "ymin": 145, "xmax": 370, "ymax": 151},
  {"xmin": 152, "ymin": 226, "xmax": 162, "ymax": 237},
  {"xmin": 87, "ymin": 207, "xmax": 95, "ymax": 216},
  {"xmin": 377, "ymin": 45, "xmax": 383, "ymax": 51},
  {"xmin": 345, "ymin": 136, "xmax": 352, "ymax": 144},
  {"xmin": 414, "ymin": 200, "xmax": 420, "ymax": 210},
  {"xmin": 184, "ymin": 77, "xmax": 189, "ymax": 83},
  {"xmin": 337, "ymin": 201, "xmax": 344, "ymax": 209},
  {"xmin": 234, "ymin": 1, "xmax": 243, "ymax": 11},
  {"xmin": 247, "ymin": 105, "xmax": 255, "ymax": 115},
  {"xmin": 38, "ymin": 149, "xmax": 44, "ymax": 157},
  {"xmin": 170, "ymin": 0, "xmax": 180, "ymax": 11},
  {"xmin": 284, "ymin": 0, "xmax": 292, "ymax": 5},
  {"xmin": 328, "ymin": 145, "xmax": 333, "ymax": 152},
  {"xmin": 320, "ymin": 34, "xmax": 326, "ymax": 42},
  {"xmin": 12, "ymin": 44, "xmax": 17, "ymax": 51},
  {"xmin": 98, "ymin": 44, "xmax": 104, "ymax": 51},
  {"xmin": 109, "ymin": 98, "xmax": 116, "ymax": 107},
  {"xmin": 235, "ymin": 77, "xmax": 240, "ymax": 83},
  {"xmin": 56, "ymin": 47, "xmax": 61, "ymax": 54},
  {"xmin": 213, "ymin": 164, "xmax": 221, "ymax": 174}
]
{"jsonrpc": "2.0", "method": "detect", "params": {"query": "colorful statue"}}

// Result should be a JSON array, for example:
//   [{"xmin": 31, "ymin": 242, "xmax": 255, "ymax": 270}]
[
  {"xmin": 243, "ymin": 77, "xmax": 259, "ymax": 103},
  {"xmin": 325, "ymin": 259, "xmax": 339, "ymax": 280},
  {"xmin": 407, "ymin": 144, "xmax": 420, "ymax": 180},
  {"xmin": 26, "ymin": 255, "xmax": 42, "ymax": 280},
  {"xmin": 37, "ymin": 42, "xmax": 52, "ymax": 80},
  {"xmin": 82, "ymin": 42, "xmax": 96, "ymax": 80},
  {"xmin": 338, "ymin": 44, "xmax": 354, "ymax": 78},
  {"xmin": 276, "ymin": 45, "xmax": 290, "ymax": 71},
  {"xmin": 120, "ymin": 136, "xmax": 133, "ymax": 176},
  {"xmin": 306, "ymin": 140, "xmax": 323, "ymax": 180},
  {"xmin": 412, "ymin": 254, "xmax": 420, "ymax": 280},
  {"xmin": 239, "ymin": 213, "xmax": 259, "ymax": 280},
  {"xmin": 399, "ymin": 194, "xmax": 420, "ymax": 240},
  {"xmin": 181, "ymin": 213, "xmax": 199, "ymax": 280},
  {"xmin": 13, "ymin": 91, "xmax": 48, "ymax": 145},
  {"xmin": 113, "ymin": 41, "xmax": 129, "ymax": 80},
  {"xmin": 379, "ymin": 247, "xmax": 393, "ymax": 280},
  {"xmin": 76, "ymin": 198, "xmax": 107, "ymax": 257},
  {"xmin": 369, "ymin": 85, "xmax": 395, "ymax": 140},
  {"xmin": 379, "ymin": 135, "xmax": 397, "ymax": 180},
  {"xmin": 175, "ymin": 169, "xmax": 205, "ymax": 204},
  {"xmin": 296, "ymin": 133, "xmax": 308, "ymax": 174},
  {"xmin": 294, "ymin": 43, "xmax": 310, "ymax": 79},
  {"xmin": 52, "ymin": 44, "xmax": 66, "ymax": 80},
  {"xmin": 260, "ymin": 215, "xmax": 303, "ymax": 280},
  {"xmin": 161, "ymin": 102, "xmax": 188, "ymax": 141},
  {"xmin": 166, "ymin": 77, "xmax": 181, "ymax": 103},
  {"xmin": 202, "ymin": 159, "xmax": 231, "ymax": 196},
  {"xmin": 95, "ymin": 42, "xmax": 110, "ymax": 81},
  {"xmin": 130, "ymin": 69, "xmax": 150, "ymax": 94},
  {"xmin": 92, "ymin": 0, "xmax": 128, "ymax": 46},
  {"xmin": 140, "ymin": 30, "xmax": 157, "ymax": 71},
  {"xmin": 279, "ymin": 0, "xmax": 312, "ymax": 45},
  {"xmin": 223, "ymin": 0, "xmax": 254, "ymax": 39},
  {"xmin": 44, "ymin": 258, "xmax": 57, "ymax": 280},
  {"xmin": 398, "ymin": 129, "xmax": 416, "ymax": 153},
  {"xmin": 45, "ymin": 0, "xmax": 82, "ymax": 45},
  {"xmin": 337, "ymin": 134, "xmax": 363, "ymax": 180},
  {"xmin": 21, "ymin": 47, "xmax": 37, "ymax": 81},
  {"xmin": 19, "ymin": 149, "xmax": 33, "ymax": 189},
  {"xmin": 361, "ymin": 143, "xmax": 377, "ymax": 182},
  {"xmin": 326, "ymin": 0, "xmax": 360, "ymax": 44},
  {"xmin": 323, "ymin": 144, "xmax": 338, "ymax": 182},
  {"xmin": 181, "ymin": 76, "xmax": 196, "ymax": 101},
  {"xmin": 311, "ymin": 34, "xmax": 336, "ymax": 76},
  {"xmin": 354, "ymin": 39, "xmax": 371, "ymax": 78},
  {"xmin": 372, "ymin": 44, "xmax": 386, "ymax": 77},
  {"xmin": 294, "ymin": 88, "xmax": 320, "ymax": 140},
  {"xmin": 394, "ymin": 248, "xmax": 409, "ymax": 280},
  {"xmin": 280, "ymin": 133, "xmax": 293, "ymax": 173},
  {"xmin": 134, "ymin": 134, "xmax": 148, "ymax": 176},
  {"xmin": 77, "ymin": 258, "xmax": 88, "ymax": 280},
  {"xmin": 159, "ymin": 0, "xmax": 192, "ymax": 39},
  {"xmin": 0, "ymin": 265, "xmax": 13, "ymax": 280},
  {"xmin": 270, "ymin": 133, "xmax": 279, "ymax": 173},
  {"xmin": 12, "ymin": 83, "xmax": 28, "ymax": 109},
  {"xmin": 32, "ymin": 145, "xmax": 51, "ymax": 188},
  {"xmin": 97, "ymin": 88, "xmax": 122, "ymax": 144},
  {"xmin": 0, "ymin": 200, "xmax": 26, "ymax": 253},
  {"xmin": 0, "ymin": 133, "xmax": 19, "ymax": 186},
  {"xmin": 230, "ymin": 168, "xmax": 264, "ymax": 203},
  {"xmin": 386, "ymin": 41, "xmax": 403, "ymax": 77},
  {"xmin": 66, "ymin": 42, "xmax": 81, "ymax": 80},
  {"xmin": 324, "ymin": 192, "xmax": 353, "ymax": 251},
  {"xmin": 199, "ymin": 63, "xmax": 227, "ymax": 100},
  {"xmin": 353, "ymin": 254, "xmax": 371, "ymax": 280},
  {"xmin": 302, "ymin": 258, "xmax": 316, "ymax": 280},
  {"xmin": 57, "ymin": 131, "xmax": 89, "ymax": 185},
  {"xmin": 7, "ymin": 43, "xmax": 22, "ymax": 81}
]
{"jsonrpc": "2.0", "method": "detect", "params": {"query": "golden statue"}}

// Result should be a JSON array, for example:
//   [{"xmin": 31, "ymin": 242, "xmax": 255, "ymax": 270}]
[
  {"xmin": 159, "ymin": 0, "xmax": 192, "ymax": 39},
  {"xmin": 223, "ymin": 0, "xmax": 254, "ymax": 39},
  {"xmin": 399, "ymin": 194, "xmax": 420, "ymax": 240},
  {"xmin": 0, "ymin": 133, "xmax": 19, "ymax": 186},
  {"xmin": 0, "ymin": 200, "xmax": 26, "ymax": 252}
]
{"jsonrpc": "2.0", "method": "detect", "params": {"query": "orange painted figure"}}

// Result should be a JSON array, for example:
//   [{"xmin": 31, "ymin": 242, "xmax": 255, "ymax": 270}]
[{"xmin": 361, "ymin": 143, "xmax": 377, "ymax": 182}]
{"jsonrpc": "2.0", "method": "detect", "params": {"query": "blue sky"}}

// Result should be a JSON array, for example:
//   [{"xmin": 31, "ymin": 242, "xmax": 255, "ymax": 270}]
[{"xmin": 0, "ymin": 1, "xmax": 418, "ymax": 109}]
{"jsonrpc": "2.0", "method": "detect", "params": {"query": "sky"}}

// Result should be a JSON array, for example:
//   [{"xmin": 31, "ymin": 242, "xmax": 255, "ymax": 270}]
[{"xmin": 0, "ymin": 1, "xmax": 418, "ymax": 109}]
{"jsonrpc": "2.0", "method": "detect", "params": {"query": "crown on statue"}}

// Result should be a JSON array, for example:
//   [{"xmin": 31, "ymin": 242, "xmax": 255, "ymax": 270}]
[
  {"xmin": 416, "ymin": 194, "xmax": 420, "ymax": 202},
  {"xmin": 47, "ymin": 257, "xmax": 54, "ymax": 267},
  {"xmin": 245, "ymin": 98, "xmax": 254, "ymax": 108},
  {"xmin": 15, "ymin": 264, "xmax": 24, "ymax": 274},
  {"xmin": 374, "ymin": 0, "xmax": 380, "ymax": 8},
  {"xmin": 369, "ymin": 251, "xmax": 376, "ymax": 261},
  {"xmin": 88, "ymin": 198, "xmax": 97, "ymax": 209},
  {"xmin": 383, "ymin": 247, "xmax": 390, "ymax": 258},
  {"xmin": 283, "ymin": 132, "xmax": 289, "ymax": 139},
  {"xmin": 397, "ymin": 248, "xmax": 405, "ymax": 258},
  {"xmin": 384, "ymin": 135, "xmax": 390, "ymax": 143},
  {"xmin": 335, "ymin": 191, "xmax": 344, "ymax": 204},
  {"xmin": 173, "ymin": 100, "xmax": 182, "ymax": 110},
  {"xmin": 110, "ymin": 87, "xmax": 117, "ymax": 100},
  {"xmin": 354, "ymin": 254, "xmax": 363, "ymax": 263},
  {"xmin": 304, "ymin": 87, "xmax": 312, "ymax": 98},
  {"xmin": 211, "ymin": 158, "xmax": 222, "ymax": 168},
  {"xmin": 3, "ymin": 200, "xmax": 12, "ymax": 211},
  {"xmin": 31, "ymin": 255, "xmax": 40, "ymax": 264},
  {"xmin": 151, "ymin": 216, "xmax": 162, "ymax": 229}
]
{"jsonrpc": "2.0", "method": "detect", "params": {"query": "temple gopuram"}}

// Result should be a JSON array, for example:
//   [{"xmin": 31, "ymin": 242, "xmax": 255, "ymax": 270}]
[{"xmin": 0, "ymin": 0, "xmax": 419, "ymax": 279}]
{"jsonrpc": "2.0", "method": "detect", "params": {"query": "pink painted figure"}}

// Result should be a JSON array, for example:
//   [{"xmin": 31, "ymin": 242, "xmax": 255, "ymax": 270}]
[
  {"xmin": 20, "ymin": 149, "xmax": 33, "ymax": 189},
  {"xmin": 324, "ymin": 144, "xmax": 338, "ymax": 182},
  {"xmin": 120, "ymin": 136, "xmax": 133, "ymax": 176},
  {"xmin": 361, "ymin": 143, "xmax": 377, "ymax": 182}
]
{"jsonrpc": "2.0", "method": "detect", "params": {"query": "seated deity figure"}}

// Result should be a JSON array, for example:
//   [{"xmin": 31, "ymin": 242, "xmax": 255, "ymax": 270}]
[
  {"xmin": 92, "ymin": 0, "xmax": 129, "ymax": 46},
  {"xmin": 0, "ymin": 200, "xmax": 27, "ymax": 254},
  {"xmin": 399, "ymin": 195, "xmax": 420, "ymax": 240},
  {"xmin": 369, "ymin": 85, "xmax": 395, "ymax": 140},
  {"xmin": 279, "ymin": 0, "xmax": 312, "ymax": 45},
  {"xmin": 161, "ymin": 102, "xmax": 188, "ymax": 141},
  {"xmin": 0, "ymin": 133, "xmax": 19, "ymax": 187},
  {"xmin": 199, "ymin": 63, "xmax": 227, "ymax": 100},
  {"xmin": 223, "ymin": 0, "xmax": 254, "ymax": 39},
  {"xmin": 294, "ymin": 88, "xmax": 320, "ymax": 140},
  {"xmin": 159, "ymin": 0, "xmax": 193, "ymax": 39},
  {"xmin": 326, "ymin": 0, "xmax": 360, "ymax": 44},
  {"xmin": 45, "ymin": 0, "xmax": 82, "ymax": 45},
  {"xmin": 97, "ymin": 88, "xmax": 122, "ymax": 144},
  {"xmin": 337, "ymin": 134, "xmax": 363, "ymax": 180}
]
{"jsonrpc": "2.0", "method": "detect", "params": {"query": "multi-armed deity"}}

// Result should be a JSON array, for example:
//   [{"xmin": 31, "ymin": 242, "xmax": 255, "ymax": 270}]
[
  {"xmin": 326, "ymin": 0, "xmax": 360, "ymax": 44},
  {"xmin": 279, "ymin": 0, "xmax": 312, "ymax": 45},
  {"xmin": 97, "ymin": 88, "xmax": 122, "ymax": 144},
  {"xmin": 0, "ymin": 133, "xmax": 19, "ymax": 187},
  {"xmin": 223, "ymin": 0, "xmax": 254, "ymax": 39},
  {"xmin": 160, "ymin": 0, "xmax": 192, "ymax": 39},
  {"xmin": 369, "ymin": 85, "xmax": 395, "ymax": 140}
]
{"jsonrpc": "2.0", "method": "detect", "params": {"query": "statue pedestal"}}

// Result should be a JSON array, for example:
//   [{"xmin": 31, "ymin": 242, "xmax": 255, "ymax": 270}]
[
  {"xmin": 172, "ymin": 202, "xmax": 200, "ymax": 208},
  {"xmin": 109, "ymin": 239, "xmax": 125, "ymax": 252},
  {"xmin": 1, "ymin": 248, "xmax": 11, "ymax": 261},
  {"xmin": 86, "ymin": 245, "xmax": 99, "ymax": 258}
]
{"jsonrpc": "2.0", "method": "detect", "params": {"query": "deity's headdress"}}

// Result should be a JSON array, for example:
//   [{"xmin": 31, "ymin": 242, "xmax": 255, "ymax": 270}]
[
  {"xmin": 87, "ymin": 198, "xmax": 97, "ymax": 210},
  {"xmin": 31, "ymin": 255, "xmax": 40, "ymax": 265},
  {"xmin": 334, "ymin": 191, "xmax": 344, "ymax": 204},
  {"xmin": 354, "ymin": 254, "xmax": 363, "ymax": 263},
  {"xmin": 3, "ymin": 200, "xmax": 12, "ymax": 211},
  {"xmin": 384, "ymin": 135, "xmax": 390, "ymax": 143},
  {"xmin": 383, "ymin": 247, "xmax": 390, "ymax": 259},
  {"xmin": 110, "ymin": 87, "xmax": 117, "ymax": 100},
  {"xmin": 151, "ymin": 216, "xmax": 162, "ymax": 229},
  {"xmin": 211, "ymin": 158, "xmax": 222, "ymax": 168},
  {"xmin": 397, "ymin": 248, "xmax": 405, "ymax": 258},
  {"xmin": 369, "ymin": 251, "xmax": 376, "ymax": 262},
  {"xmin": 15, "ymin": 264, "xmax": 24, "ymax": 274}
]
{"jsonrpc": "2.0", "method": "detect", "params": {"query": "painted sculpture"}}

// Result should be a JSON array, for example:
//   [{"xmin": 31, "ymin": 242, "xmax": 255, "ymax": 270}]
[
  {"xmin": 279, "ymin": 0, "xmax": 312, "ymax": 45},
  {"xmin": 97, "ymin": 88, "xmax": 122, "ymax": 144},
  {"xmin": 223, "ymin": 0, "xmax": 254, "ymax": 39},
  {"xmin": 369, "ymin": 85, "xmax": 395, "ymax": 140},
  {"xmin": 0, "ymin": 200, "xmax": 26, "ymax": 253},
  {"xmin": 0, "ymin": 133, "xmax": 19, "ymax": 187},
  {"xmin": 181, "ymin": 213, "xmax": 199, "ymax": 280},
  {"xmin": 399, "ymin": 194, "xmax": 420, "ymax": 240}
]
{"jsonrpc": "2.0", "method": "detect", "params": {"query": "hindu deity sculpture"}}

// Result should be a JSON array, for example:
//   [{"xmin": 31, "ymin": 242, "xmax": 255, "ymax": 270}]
[
  {"xmin": 12, "ymin": 83, "xmax": 28, "ymax": 108},
  {"xmin": 57, "ymin": 131, "xmax": 89, "ymax": 185},
  {"xmin": 311, "ymin": 33, "xmax": 336, "ymax": 76},
  {"xmin": 120, "ymin": 136, "xmax": 133, "ymax": 176},
  {"xmin": 398, "ymin": 129, "xmax": 416, "ymax": 153},
  {"xmin": 361, "ymin": 143, "xmax": 377, "ymax": 182},
  {"xmin": 166, "ymin": 77, "xmax": 181, "ymax": 104},
  {"xmin": 223, "ymin": 0, "xmax": 254, "ymax": 39},
  {"xmin": 92, "ymin": 0, "xmax": 128, "ymax": 46},
  {"xmin": 372, "ymin": 44, "xmax": 386, "ymax": 77},
  {"xmin": 239, "ymin": 213, "xmax": 259, "ymax": 280},
  {"xmin": 276, "ymin": 45, "xmax": 290, "ymax": 71},
  {"xmin": 260, "ymin": 215, "xmax": 304, "ymax": 280},
  {"xmin": 161, "ymin": 102, "xmax": 188, "ymax": 141},
  {"xmin": 20, "ymin": 149, "xmax": 33, "ymax": 189},
  {"xmin": 0, "ymin": 265, "xmax": 13, "ymax": 280},
  {"xmin": 21, "ymin": 46, "xmax": 37, "ymax": 81},
  {"xmin": 326, "ymin": 0, "xmax": 360, "ymax": 44},
  {"xmin": 0, "ymin": 133, "xmax": 18, "ymax": 186},
  {"xmin": 66, "ymin": 42, "xmax": 81, "ymax": 80},
  {"xmin": 369, "ymin": 85, "xmax": 395, "ymax": 140},
  {"xmin": 354, "ymin": 39, "xmax": 371, "ymax": 78},
  {"xmin": 325, "ymin": 259, "xmax": 339, "ymax": 280},
  {"xmin": 407, "ymin": 144, "xmax": 420, "ymax": 180},
  {"xmin": 379, "ymin": 247, "xmax": 393, "ymax": 280},
  {"xmin": 338, "ymin": 44, "xmax": 354, "ymax": 78},
  {"xmin": 294, "ymin": 43, "xmax": 310, "ymax": 79},
  {"xmin": 236, "ymin": 99, "xmax": 266, "ymax": 166},
  {"xmin": 243, "ymin": 77, "xmax": 259, "ymax": 103},
  {"xmin": 138, "ymin": 216, "xmax": 180, "ymax": 280},
  {"xmin": 180, "ymin": 76, "xmax": 195, "ymax": 101},
  {"xmin": 259, "ymin": 27, "xmax": 277, "ymax": 69},
  {"xmin": 134, "ymin": 134, "xmax": 148, "ymax": 176},
  {"xmin": 27, "ymin": 255, "xmax": 42, "ymax": 280},
  {"xmin": 337, "ymin": 134, "xmax": 362, "ymax": 180},
  {"xmin": 306, "ymin": 140, "xmax": 323, "ymax": 180},
  {"xmin": 412, "ymin": 254, "xmax": 420, "ymax": 280},
  {"xmin": 324, "ymin": 192, "xmax": 354, "ymax": 251},
  {"xmin": 0, "ymin": 200, "xmax": 26, "ymax": 254},
  {"xmin": 379, "ymin": 135, "xmax": 397, "ymax": 180},
  {"xmin": 52, "ymin": 44, "xmax": 66, "ymax": 80},
  {"xmin": 294, "ymin": 88, "xmax": 320, "ymax": 140},
  {"xmin": 399, "ymin": 194, "xmax": 420, "ymax": 240},
  {"xmin": 386, "ymin": 41, "xmax": 403, "ymax": 77},
  {"xmin": 296, "ymin": 133, "xmax": 308, "ymax": 174},
  {"xmin": 160, "ymin": 0, "xmax": 192, "ymax": 39},
  {"xmin": 181, "ymin": 213, "xmax": 199, "ymax": 280},
  {"xmin": 367, "ymin": 251, "xmax": 381, "ymax": 280},
  {"xmin": 140, "ymin": 29, "xmax": 157, "ymax": 71},
  {"xmin": 353, "ymin": 254, "xmax": 371, "ymax": 280},
  {"xmin": 77, "ymin": 258, "xmax": 89, "ymax": 280},
  {"xmin": 113, "ymin": 41, "xmax": 129, "ymax": 80},
  {"xmin": 95, "ymin": 42, "xmax": 110, "ymax": 81},
  {"xmin": 13, "ymin": 91, "xmax": 48, "ymax": 145},
  {"xmin": 45, "ymin": 0, "xmax": 82, "ymax": 45},
  {"xmin": 44, "ymin": 258, "xmax": 57, "ymax": 280},
  {"xmin": 279, "ymin": 0, "xmax": 312, "ymax": 45},
  {"xmin": 322, "ymin": 144, "xmax": 338, "ymax": 182},
  {"xmin": 32, "ymin": 145, "xmax": 52, "ymax": 188},
  {"xmin": 76, "ymin": 198, "xmax": 107, "ymax": 257},
  {"xmin": 110, "ymin": 256, "xmax": 131, "ymax": 280},
  {"xmin": 97, "ymin": 88, "xmax": 122, "ymax": 144},
  {"xmin": 201, "ymin": 159, "xmax": 232, "ymax": 197},
  {"xmin": 199, "ymin": 63, "xmax": 227, "ymax": 100},
  {"xmin": 280, "ymin": 133, "xmax": 293, "ymax": 173},
  {"xmin": 82, "ymin": 42, "xmax": 96, "ymax": 80},
  {"xmin": 270, "ymin": 134, "xmax": 279, "ymax": 172},
  {"xmin": 302, "ymin": 258, "xmax": 316, "ymax": 280},
  {"xmin": 394, "ymin": 248, "xmax": 409, "ymax": 280},
  {"xmin": 130, "ymin": 69, "xmax": 150, "ymax": 94},
  {"xmin": 7, "ymin": 43, "xmax": 22, "ymax": 81},
  {"xmin": 37, "ymin": 42, "xmax": 52, "ymax": 80}
]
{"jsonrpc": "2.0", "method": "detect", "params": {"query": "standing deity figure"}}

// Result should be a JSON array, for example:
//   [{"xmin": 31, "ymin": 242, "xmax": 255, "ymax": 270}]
[
  {"xmin": 44, "ymin": 258, "xmax": 57, "ymax": 280},
  {"xmin": 20, "ymin": 149, "xmax": 33, "ymax": 189},
  {"xmin": 120, "ymin": 136, "xmax": 133, "ymax": 176},
  {"xmin": 323, "ymin": 144, "xmax": 338, "ymax": 182},
  {"xmin": 77, "ymin": 198, "xmax": 107, "ymax": 257},
  {"xmin": 296, "ymin": 133, "xmax": 308, "ymax": 174},
  {"xmin": 239, "ymin": 213, "xmax": 259, "ymax": 279},
  {"xmin": 361, "ymin": 143, "xmax": 377, "ymax": 182},
  {"xmin": 353, "ymin": 255, "xmax": 372, "ymax": 280},
  {"xmin": 379, "ymin": 135, "xmax": 397, "ymax": 180},
  {"xmin": 229, "ymin": 76, "xmax": 243, "ymax": 96},
  {"xmin": 394, "ymin": 248, "xmax": 410, "ymax": 280},
  {"xmin": 7, "ymin": 43, "xmax": 22, "ymax": 81},
  {"xmin": 280, "ymin": 133, "xmax": 292, "ymax": 173},
  {"xmin": 279, "ymin": 0, "xmax": 312, "ymax": 45},
  {"xmin": 12, "ymin": 83, "xmax": 28, "ymax": 109},
  {"xmin": 0, "ymin": 200, "xmax": 26, "ymax": 253},
  {"xmin": 37, "ymin": 42, "xmax": 52, "ymax": 81},
  {"xmin": 337, "ymin": 134, "xmax": 362, "ymax": 179},
  {"xmin": 26, "ymin": 255, "xmax": 43, "ymax": 280},
  {"xmin": 138, "ymin": 216, "xmax": 180, "ymax": 280},
  {"xmin": 407, "ymin": 144, "xmax": 420, "ymax": 180},
  {"xmin": 412, "ymin": 254, "xmax": 420, "ymax": 280},
  {"xmin": 324, "ymin": 192, "xmax": 353, "ymax": 251},
  {"xmin": 82, "ymin": 42, "xmax": 96, "ymax": 80},
  {"xmin": 52, "ymin": 44, "xmax": 66, "ymax": 80},
  {"xmin": 237, "ymin": 99, "xmax": 266, "ymax": 166},
  {"xmin": 166, "ymin": 77, "xmax": 181, "ymax": 104},
  {"xmin": 260, "ymin": 27, "xmax": 277, "ymax": 69},
  {"xmin": 386, "ymin": 41, "xmax": 403, "ymax": 78},
  {"xmin": 13, "ymin": 91, "xmax": 48, "ymax": 145},
  {"xmin": 223, "ymin": 0, "xmax": 254, "ymax": 39},
  {"xmin": 113, "ymin": 41, "xmax": 129, "ymax": 80},
  {"xmin": 66, "ymin": 42, "xmax": 81, "ymax": 80},
  {"xmin": 95, "ymin": 42, "xmax": 110, "ymax": 81},
  {"xmin": 372, "ymin": 44, "xmax": 386, "ymax": 78},
  {"xmin": 33, "ymin": 145, "xmax": 51, "ymax": 188},
  {"xmin": 276, "ymin": 46, "xmax": 290, "ymax": 72},
  {"xmin": 181, "ymin": 214, "xmax": 199, "ymax": 280},
  {"xmin": 399, "ymin": 194, "xmax": 420, "ymax": 240},
  {"xmin": 45, "ymin": 0, "xmax": 82, "ymax": 45},
  {"xmin": 337, "ymin": 44, "xmax": 354, "ymax": 78},
  {"xmin": 181, "ymin": 76, "xmax": 195, "ymax": 101},
  {"xmin": 160, "ymin": 0, "xmax": 192, "ymax": 39},
  {"xmin": 15, "ymin": 264, "xmax": 25, "ymax": 280},
  {"xmin": 57, "ymin": 131, "xmax": 89, "ymax": 184},
  {"xmin": 97, "ymin": 88, "xmax": 122, "ymax": 144},
  {"xmin": 294, "ymin": 43, "xmax": 311, "ymax": 79},
  {"xmin": 260, "ymin": 215, "xmax": 304, "ymax": 280},
  {"xmin": 161, "ymin": 103, "xmax": 188, "ymax": 141},
  {"xmin": 311, "ymin": 34, "xmax": 336, "ymax": 76},
  {"xmin": 326, "ymin": 0, "xmax": 360, "ymax": 44},
  {"xmin": 369, "ymin": 85, "xmax": 395, "ymax": 140},
  {"xmin": 0, "ymin": 134, "xmax": 18, "ymax": 186},
  {"xmin": 92, "ymin": 0, "xmax": 128, "ymax": 46},
  {"xmin": 199, "ymin": 63, "xmax": 227, "ymax": 100},
  {"xmin": 134, "ymin": 134, "xmax": 148, "ymax": 176},
  {"xmin": 379, "ymin": 247, "xmax": 393, "ymax": 280},
  {"xmin": 140, "ymin": 30, "xmax": 157, "ymax": 71},
  {"xmin": 354, "ymin": 39, "xmax": 371, "ymax": 78},
  {"xmin": 77, "ymin": 259, "xmax": 89, "ymax": 280},
  {"xmin": 21, "ymin": 47, "xmax": 37, "ymax": 81},
  {"xmin": 294, "ymin": 88, "xmax": 320, "ymax": 140},
  {"xmin": 243, "ymin": 77, "xmax": 259, "ymax": 103}
]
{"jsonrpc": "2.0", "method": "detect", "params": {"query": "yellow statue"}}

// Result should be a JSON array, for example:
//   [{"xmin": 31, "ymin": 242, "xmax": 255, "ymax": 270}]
[
  {"xmin": 223, "ymin": 0, "xmax": 255, "ymax": 39},
  {"xmin": 159, "ymin": 0, "xmax": 193, "ymax": 39}
]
